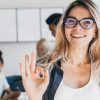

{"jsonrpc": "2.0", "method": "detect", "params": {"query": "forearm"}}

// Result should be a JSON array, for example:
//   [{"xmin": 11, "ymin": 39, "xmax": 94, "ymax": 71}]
[
  {"xmin": 1, "ymin": 89, "xmax": 13, "ymax": 100},
  {"xmin": 1, "ymin": 89, "xmax": 20, "ymax": 100},
  {"xmin": 1, "ymin": 91, "xmax": 12, "ymax": 100},
  {"xmin": 1, "ymin": 95, "xmax": 11, "ymax": 100}
]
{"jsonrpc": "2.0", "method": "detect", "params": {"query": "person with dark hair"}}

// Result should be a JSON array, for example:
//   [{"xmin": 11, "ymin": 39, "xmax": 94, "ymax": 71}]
[
  {"xmin": 20, "ymin": 0, "xmax": 100, "ymax": 100},
  {"xmin": 46, "ymin": 13, "xmax": 62, "ymax": 37},
  {"xmin": 0, "ymin": 50, "xmax": 20, "ymax": 100}
]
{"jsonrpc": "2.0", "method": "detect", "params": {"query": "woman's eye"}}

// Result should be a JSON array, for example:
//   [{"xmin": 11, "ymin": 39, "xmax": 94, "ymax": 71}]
[
  {"xmin": 67, "ymin": 20, "xmax": 75, "ymax": 24},
  {"xmin": 84, "ymin": 21, "xmax": 91, "ymax": 25}
]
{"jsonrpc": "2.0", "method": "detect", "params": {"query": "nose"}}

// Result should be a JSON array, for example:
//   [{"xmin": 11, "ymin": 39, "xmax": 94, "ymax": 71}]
[{"xmin": 74, "ymin": 21, "xmax": 82, "ymax": 30}]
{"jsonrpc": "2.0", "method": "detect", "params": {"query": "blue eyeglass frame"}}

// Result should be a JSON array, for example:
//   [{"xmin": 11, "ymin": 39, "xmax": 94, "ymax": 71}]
[{"xmin": 63, "ymin": 16, "xmax": 95, "ymax": 29}]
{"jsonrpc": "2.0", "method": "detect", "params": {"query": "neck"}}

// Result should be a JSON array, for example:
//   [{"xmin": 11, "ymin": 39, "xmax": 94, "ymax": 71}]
[{"xmin": 66, "ymin": 46, "xmax": 90, "ymax": 66}]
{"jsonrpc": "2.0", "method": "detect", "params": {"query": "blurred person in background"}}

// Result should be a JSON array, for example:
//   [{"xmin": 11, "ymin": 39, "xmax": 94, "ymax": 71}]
[
  {"xmin": 0, "ymin": 50, "xmax": 20, "ymax": 100},
  {"xmin": 46, "ymin": 13, "xmax": 62, "ymax": 37},
  {"xmin": 36, "ymin": 38, "xmax": 52, "ymax": 66}
]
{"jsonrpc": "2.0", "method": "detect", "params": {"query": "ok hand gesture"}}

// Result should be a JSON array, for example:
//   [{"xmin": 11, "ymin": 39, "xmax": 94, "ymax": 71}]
[{"xmin": 20, "ymin": 53, "xmax": 49, "ymax": 100}]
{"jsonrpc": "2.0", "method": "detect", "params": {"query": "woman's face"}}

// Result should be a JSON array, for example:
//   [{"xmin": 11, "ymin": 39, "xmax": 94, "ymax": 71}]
[
  {"xmin": 64, "ymin": 6, "xmax": 96, "ymax": 48},
  {"xmin": 49, "ymin": 24, "xmax": 56, "ymax": 37}
]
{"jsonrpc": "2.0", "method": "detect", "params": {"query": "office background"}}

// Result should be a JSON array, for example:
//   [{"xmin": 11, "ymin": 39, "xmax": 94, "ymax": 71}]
[{"xmin": 0, "ymin": 0, "xmax": 99, "ymax": 76}]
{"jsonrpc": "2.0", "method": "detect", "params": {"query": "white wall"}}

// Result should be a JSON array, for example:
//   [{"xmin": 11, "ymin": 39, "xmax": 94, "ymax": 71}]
[
  {"xmin": 0, "ymin": 0, "xmax": 67, "ymax": 76},
  {"xmin": 0, "ymin": 0, "xmax": 73, "ymax": 8},
  {"xmin": 0, "ymin": 0, "xmax": 99, "ymax": 8},
  {"xmin": 1, "ymin": 43, "xmax": 36, "ymax": 76}
]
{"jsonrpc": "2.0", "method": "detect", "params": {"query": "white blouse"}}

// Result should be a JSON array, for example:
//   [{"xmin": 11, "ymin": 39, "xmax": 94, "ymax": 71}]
[
  {"xmin": 54, "ymin": 78, "xmax": 100, "ymax": 100},
  {"xmin": 0, "ymin": 72, "xmax": 9, "ymax": 97}
]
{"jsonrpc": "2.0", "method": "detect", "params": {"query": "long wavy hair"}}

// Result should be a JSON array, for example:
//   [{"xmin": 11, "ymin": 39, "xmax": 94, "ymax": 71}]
[{"xmin": 40, "ymin": 0, "xmax": 100, "ymax": 83}]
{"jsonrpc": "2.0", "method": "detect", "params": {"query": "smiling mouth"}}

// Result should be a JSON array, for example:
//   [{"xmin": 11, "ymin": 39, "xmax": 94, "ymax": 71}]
[{"xmin": 71, "ymin": 34, "xmax": 86, "ymax": 38}]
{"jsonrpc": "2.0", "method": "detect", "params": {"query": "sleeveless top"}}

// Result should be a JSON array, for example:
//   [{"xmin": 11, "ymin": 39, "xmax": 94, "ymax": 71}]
[{"xmin": 54, "ymin": 77, "xmax": 100, "ymax": 100}]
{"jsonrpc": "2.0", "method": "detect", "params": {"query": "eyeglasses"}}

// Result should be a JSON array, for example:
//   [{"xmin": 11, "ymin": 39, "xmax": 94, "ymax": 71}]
[{"xmin": 63, "ymin": 16, "xmax": 95, "ymax": 29}]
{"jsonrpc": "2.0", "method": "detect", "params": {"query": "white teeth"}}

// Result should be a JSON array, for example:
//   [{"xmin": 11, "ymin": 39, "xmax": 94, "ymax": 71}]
[{"xmin": 71, "ymin": 34, "xmax": 85, "ymax": 38}]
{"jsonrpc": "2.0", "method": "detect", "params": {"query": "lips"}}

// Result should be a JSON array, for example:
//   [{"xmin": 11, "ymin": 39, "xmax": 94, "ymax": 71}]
[{"xmin": 71, "ymin": 34, "xmax": 86, "ymax": 38}]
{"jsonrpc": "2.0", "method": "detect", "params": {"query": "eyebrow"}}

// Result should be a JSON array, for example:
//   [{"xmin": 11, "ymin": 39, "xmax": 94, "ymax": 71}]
[{"xmin": 65, "ymin": 16, "xmax": 94, "ymax": 20}]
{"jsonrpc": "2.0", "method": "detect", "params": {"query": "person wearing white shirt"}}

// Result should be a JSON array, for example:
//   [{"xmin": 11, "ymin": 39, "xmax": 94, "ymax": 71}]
[
  {"xmin": 0, "ymin": 72, "xmax": 10, "ymax": 98},
  {"xmin": 0, "ymin": 50, "xmax": 20, "ymax": 100}
]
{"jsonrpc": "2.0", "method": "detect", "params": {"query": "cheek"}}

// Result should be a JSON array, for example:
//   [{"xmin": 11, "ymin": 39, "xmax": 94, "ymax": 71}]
[{"xmin": 64, "ymin": 28, "xmax": 72, "ymax": 38}]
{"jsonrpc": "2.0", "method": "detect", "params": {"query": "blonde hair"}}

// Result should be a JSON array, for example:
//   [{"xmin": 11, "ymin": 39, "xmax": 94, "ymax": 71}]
[{"xmin": 42, "ymin": 0, "xmax": 100, "ymax": 83}]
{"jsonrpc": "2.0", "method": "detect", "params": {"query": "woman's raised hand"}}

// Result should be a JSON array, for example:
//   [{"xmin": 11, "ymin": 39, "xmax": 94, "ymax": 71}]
[{"xmin": 20, "ymin": 53, "xmax": 49, "ymax": 100}]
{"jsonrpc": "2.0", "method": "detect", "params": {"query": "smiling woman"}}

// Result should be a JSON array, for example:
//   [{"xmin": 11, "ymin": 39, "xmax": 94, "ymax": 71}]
[{"xmin": 20, "ymin": 0, "xmax": 100, "ymax": 100}]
